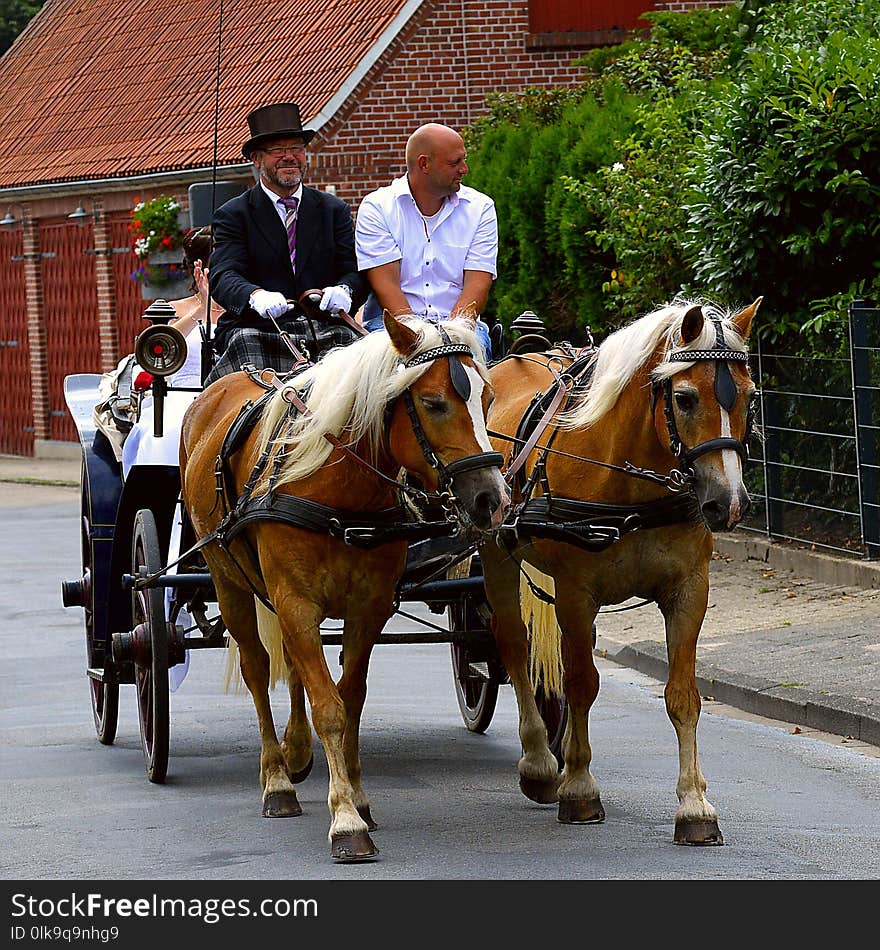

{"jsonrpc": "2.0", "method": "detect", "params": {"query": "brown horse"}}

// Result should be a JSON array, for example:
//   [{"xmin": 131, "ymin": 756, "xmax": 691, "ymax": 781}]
[
  {"xmin": 180, "ymin": 313, "xmax": 509, "ymax": 861},
  {"xmin": 479, "ymin": 296, "xmax": 761, "ymax": 844}
]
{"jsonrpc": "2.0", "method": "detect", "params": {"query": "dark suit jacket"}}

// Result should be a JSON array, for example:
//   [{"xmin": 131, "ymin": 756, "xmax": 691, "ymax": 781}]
[{"xmin": 209, "ymin": 184, "xmax": 367, "ymax": 351}]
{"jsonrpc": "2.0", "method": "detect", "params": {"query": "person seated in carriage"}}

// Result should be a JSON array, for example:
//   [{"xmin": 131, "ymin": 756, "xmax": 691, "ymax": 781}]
[
  {"xmin": 354, "ymin": 122, "xmax": 497, "ymax": 361},
  {"xmin": 205, "ymin": 102, "xmax": 369, "ymax": 383},
  {"xmin": 93, "ymin": 225, "xmax": 221, "ymax": 476}
]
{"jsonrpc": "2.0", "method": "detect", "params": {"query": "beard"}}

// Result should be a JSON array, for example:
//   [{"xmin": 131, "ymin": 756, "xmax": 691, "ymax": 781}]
[{"xmin": 262, "ymin": 161, "xmax": 304, "ymax": 191}]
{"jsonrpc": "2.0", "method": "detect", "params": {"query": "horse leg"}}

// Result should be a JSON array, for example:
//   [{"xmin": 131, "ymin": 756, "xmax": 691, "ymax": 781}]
[
  {"xmin": 481, "ymin": 544, "xmax": 560, "ymax": 804},
  {"xmin": 273, "ymin": 593, "xmax": 378, "ymax": 862},
  {"xmin": 217, "ymin": 589, "xmax": 302, "ymax": 818},
  {"xmin": 660, "ymin": 579, "xmax": 723, "ymax": 845},
  {"xmin": 553, "ymin": 589, "xmax": 605, "ymax": 824},
  {"xmin": 280, "ymin": 654, "xmax": 314, "ymax": 784},
  {"xmin": 336, "ymin": 616, "xmax": 385, "ymax": 832}
]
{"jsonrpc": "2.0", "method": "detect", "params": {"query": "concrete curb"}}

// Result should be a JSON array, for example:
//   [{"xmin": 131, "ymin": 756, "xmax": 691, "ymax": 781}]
[
  {"xmin": 596, "ymin": 634, "xmax": 880, "ymax": 748},
  {"xmin": 714, "ymin": 532, "xmax": 880, "ymax": 590}
]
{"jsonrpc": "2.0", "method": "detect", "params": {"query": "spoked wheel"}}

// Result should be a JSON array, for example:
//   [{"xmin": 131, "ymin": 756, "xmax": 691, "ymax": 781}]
[
  {"xmin": 131, "ymin": 509, "xmax": 169, "ymax": 784},
  {"xmin": 81, "ymin": 509, "xmax": 118, "ymax": 745},
  {"xmin": 450, "ymin": 640, "xmax": 499, "ymax": 734},
  {"xmin": 448, "ymin": 557, "xmax": 503, "ymax": 733}
]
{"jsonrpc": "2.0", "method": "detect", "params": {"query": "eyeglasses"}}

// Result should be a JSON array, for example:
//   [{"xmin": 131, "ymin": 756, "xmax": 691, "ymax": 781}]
[{"xmin": 262, "ymin": 145, "xmax": 307, "ymax": 157}]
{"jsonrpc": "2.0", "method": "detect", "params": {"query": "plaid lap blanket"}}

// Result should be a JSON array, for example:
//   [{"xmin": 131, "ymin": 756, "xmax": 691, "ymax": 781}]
[{"xmin": 204, "ymin": 317, "xmax": 360, "ymax": 385}]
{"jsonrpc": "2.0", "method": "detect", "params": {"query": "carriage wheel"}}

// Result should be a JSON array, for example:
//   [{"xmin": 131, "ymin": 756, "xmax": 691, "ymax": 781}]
[
  {"xmin": 131, "ymin": 509, "xmax": 170, "ymax": 784},
  {"xmin": 80, "ymin": 509, "xmax": 118, "ymax": 746},
  {"xmin": 450, "ymin": 641, "xmax": 500, "ymax": 734}
]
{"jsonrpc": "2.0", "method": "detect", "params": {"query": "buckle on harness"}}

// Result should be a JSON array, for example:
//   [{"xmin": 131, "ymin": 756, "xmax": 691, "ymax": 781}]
[{"xmin": 328, "ymin": 518, "xmax": 378, "ymax": 546}]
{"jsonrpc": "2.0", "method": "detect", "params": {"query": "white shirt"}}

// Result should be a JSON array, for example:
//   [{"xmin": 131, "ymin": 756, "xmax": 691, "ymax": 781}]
[
  {"xmin": 260, "ymin": 180, "xmax": 303, "ymax": 224},
  {"xmin": 355, "ymin": 175, "xmax": 497, "ymax": 320}
]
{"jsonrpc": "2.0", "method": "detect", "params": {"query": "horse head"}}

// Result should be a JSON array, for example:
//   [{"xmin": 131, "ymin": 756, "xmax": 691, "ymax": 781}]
[
  {"xmin": 384, "ymin": 312, "xmax": 510, "ymax": 531},
  {"xmin": 651, "ymin": 298, "xmax": 762, "ymax": 531}
]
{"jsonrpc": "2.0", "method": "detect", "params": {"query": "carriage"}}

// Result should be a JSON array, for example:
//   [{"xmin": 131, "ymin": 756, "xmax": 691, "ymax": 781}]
[
  {"xmin": 61, "ymin": 290, "xmax": 761, "ymax": 861},
  {"xmin": 60, "ymin": 297, "xmax": 567, "ymax": 788}
]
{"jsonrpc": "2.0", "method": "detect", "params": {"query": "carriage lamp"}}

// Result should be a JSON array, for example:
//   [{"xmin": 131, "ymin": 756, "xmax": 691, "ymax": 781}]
[
  {"xmin": 134, "ymin": 315, "xmax": 188, "ymax": 439},
  {"xmin": 67, "ymin": 198, "xmax": 101, "ymax": 226},
  {"xmin": 134, "ymin": 324, "xmax": 187, "ymax": 378},
  {"xmin": 142, "ymin": 299, "xmax": 177, "ymax": 325}
]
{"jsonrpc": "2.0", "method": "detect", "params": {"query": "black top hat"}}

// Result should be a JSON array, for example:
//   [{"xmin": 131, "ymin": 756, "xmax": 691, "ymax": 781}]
[{"xmin": 242, "ymin": 102, "xmax": 316, "ymax": 158}]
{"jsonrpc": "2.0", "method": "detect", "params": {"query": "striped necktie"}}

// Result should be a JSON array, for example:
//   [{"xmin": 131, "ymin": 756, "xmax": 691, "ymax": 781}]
[{"xmin": 279, "ymin": 196, "xmax": 299, "ymax": 272}]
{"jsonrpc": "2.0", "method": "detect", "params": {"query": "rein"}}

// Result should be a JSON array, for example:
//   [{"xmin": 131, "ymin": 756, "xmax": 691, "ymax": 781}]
[{"xmin": 490, "ymin": 313, "xmax": 753, "ymax": 554}]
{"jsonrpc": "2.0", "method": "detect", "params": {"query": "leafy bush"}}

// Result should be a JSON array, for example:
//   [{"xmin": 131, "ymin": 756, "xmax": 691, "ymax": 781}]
[
  {"xmin": 464, "ymin": 80, "xmax": 640, "ymax": 340},
  {"xmin": 683, "ymin": 0, "xmax": 880, "ymax": 349}
]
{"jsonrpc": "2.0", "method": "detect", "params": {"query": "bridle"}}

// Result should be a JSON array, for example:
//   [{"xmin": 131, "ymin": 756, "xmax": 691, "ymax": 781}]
[
  {"xmin": 652, "ymin": 315, "xmax": 757, "ymax": 478},
  {"xmin": 400, "ymin": 326, "xmax": 504, "ymax": 499}
]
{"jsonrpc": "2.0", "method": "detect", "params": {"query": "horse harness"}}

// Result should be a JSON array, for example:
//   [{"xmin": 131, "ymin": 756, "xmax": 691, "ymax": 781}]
[
  {"xmin": 493, "ymin": 317, "xmax": 753, "ymax": 554},
  {"xmin": 177, "ymin": 331, "xmax": 503, "ymax": 608}
]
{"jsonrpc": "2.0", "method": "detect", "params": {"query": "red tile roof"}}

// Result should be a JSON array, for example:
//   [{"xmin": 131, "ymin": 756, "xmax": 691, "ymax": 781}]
[{"xmin": 0, "ymin": 0, "xmax": 414, "ymax": 188}]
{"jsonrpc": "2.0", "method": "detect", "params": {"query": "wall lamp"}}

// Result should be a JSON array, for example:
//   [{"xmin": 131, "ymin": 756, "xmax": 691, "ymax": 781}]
[
  {"xmin": 68, "ymin": 197, "xmax": 101, "ymax": 226},
  {"xmin": 0, "ymin": 203, "xmax": 29, "ymax": 228}
]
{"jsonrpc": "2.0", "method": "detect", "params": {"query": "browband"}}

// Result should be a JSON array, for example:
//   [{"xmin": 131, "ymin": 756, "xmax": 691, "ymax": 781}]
[{"xmin": 404, "ymin": 342, "xmax": 473, "ymax": 367}]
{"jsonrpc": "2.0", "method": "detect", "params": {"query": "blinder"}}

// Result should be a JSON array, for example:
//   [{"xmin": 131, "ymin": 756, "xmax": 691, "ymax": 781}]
[
  {"xmin": 657, "ymin": 314, "xmax": 755, "ymax": 471},
  {"xmin": 400, "ymin": 326, "xmax": 503, "ymax": 498}
]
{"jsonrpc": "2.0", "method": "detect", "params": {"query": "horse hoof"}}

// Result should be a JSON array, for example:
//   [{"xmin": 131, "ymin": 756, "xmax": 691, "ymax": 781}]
[
  {"xmin": 674, "ymin": 818, "xmax": 724, "ymax": 846},
  {"xmin": 262, "ymin": 790, "xmax": 302, "ymax": 818},
  {"xmin": 519, "ymin": 775, "xmax": 560, "ymax": 805},
  {"xmin": 357, "ymin": 805, "xmax": 378, "ymax": 831},
  {"xmin": 558, "ymin": 797, "xmax": 605, "ymax": 824},
  {"xmin": 331, "ymin": 831, "xmax": 379, "ymax": 863},
  {"xmin": 289, "ymin": 754, "xmax": 314, "ymax": 784}
]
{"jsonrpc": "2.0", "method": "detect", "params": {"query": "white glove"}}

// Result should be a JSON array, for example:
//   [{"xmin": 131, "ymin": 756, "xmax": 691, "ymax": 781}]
[
  {"xmin": 319, "ymin": 284, "xmax": 353, "ymax": 315},
  {"xmin": 249, "ymin": 289, "xmax": 290, "ymax": 320}
]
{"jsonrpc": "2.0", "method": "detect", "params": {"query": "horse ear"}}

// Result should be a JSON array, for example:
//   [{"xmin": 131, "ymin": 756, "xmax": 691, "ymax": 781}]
[
  {"xmin": 383, "ymin": 309, "xmax": 420, "ymax": 358},
  {"xmin": 730, "ymin": 297, "xmax": 762, "ymax": 340},
  {"xmin": 679, "ymin": 305, "xmax": 704, "ymax": 344}
]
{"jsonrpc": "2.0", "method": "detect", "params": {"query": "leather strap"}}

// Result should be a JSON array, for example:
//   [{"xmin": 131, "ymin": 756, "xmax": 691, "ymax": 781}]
[{"xmin": 505, "ymin": 368, "xmax": 569, "ymax": 484}]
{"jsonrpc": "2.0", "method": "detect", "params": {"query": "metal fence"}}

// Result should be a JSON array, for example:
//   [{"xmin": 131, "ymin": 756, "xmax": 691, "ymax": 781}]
[{"xmin": 742, "ymin": 300, "xmax": 879, "ymax": 559}]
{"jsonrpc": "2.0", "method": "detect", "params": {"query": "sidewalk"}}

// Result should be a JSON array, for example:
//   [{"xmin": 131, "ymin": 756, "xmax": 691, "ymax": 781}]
[{"xmin": 2, "ymin": 450, "xmax": 878, "ymax": 750}]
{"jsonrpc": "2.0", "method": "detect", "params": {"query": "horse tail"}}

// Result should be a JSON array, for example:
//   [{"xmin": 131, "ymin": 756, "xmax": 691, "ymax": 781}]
[
  {"xmin": 223, "ymin": 597, "xmax": 290, "ymax": 693},
  {"xmin": 254, "ymin": 598, "xmax": 289, "ymax": 688},
  {"xmin": 519, "ymin": 564, "xmax": 564, "ymax": 698}
]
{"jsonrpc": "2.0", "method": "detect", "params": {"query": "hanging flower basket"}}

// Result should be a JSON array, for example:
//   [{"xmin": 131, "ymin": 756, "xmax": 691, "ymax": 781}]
[{"xmin": 128, "ymin": 196, "xmax": 190, "ymax": 299}]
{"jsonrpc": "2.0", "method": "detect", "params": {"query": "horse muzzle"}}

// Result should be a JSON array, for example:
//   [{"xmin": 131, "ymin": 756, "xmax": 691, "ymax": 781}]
[
  {"xmin": 699, "ymin": 482, "xmax": 751, "ymax": 531},
  {"xmin": 443, "ymin": 453, "xmax": 510, "ymax": 531}
]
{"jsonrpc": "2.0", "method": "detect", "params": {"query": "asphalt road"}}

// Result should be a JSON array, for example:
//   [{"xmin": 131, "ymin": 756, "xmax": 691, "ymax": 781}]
[{"xmin": 3, "ymin": 492, "xmax": 880, "ymax": 881}]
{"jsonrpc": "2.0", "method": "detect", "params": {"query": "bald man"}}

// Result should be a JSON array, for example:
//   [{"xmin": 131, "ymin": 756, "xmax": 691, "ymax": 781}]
[{"xmin": 355, "ymin": 123, "xmax": 497, "ymax": 358}]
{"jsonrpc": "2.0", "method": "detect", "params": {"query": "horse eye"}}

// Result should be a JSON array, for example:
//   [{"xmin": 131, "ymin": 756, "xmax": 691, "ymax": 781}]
[
  {"xmin": 674, "ymin": 390, "xmax": 696, "ymax": 413},
  {"xmin": 420, "ymin": 396, "xmax": 448, "ymax": 413}
]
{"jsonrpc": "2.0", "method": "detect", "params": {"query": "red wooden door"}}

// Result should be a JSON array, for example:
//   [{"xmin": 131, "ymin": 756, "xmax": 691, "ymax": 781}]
[
  {"xmin": 40, "ymin": 218, "xmax": 100, "ymax": 442},
  {"xmin": 0, "ymin": 227, "xmax": 33, "ymax": 455},
  {"xmin": 112, "ymin": 212, "xmax": 149, "ymax": 356}
]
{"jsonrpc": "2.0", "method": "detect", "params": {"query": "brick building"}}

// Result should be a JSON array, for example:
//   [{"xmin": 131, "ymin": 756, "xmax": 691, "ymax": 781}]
[{"xmin": 0, "ymin": 0, "xmax": 732, "ymax": 456}]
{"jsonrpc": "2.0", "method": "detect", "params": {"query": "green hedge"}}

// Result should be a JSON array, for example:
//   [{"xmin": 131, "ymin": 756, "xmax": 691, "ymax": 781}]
[{"xmin": 463, "ymin": 0, "xmax": 880, "ymax": 355}]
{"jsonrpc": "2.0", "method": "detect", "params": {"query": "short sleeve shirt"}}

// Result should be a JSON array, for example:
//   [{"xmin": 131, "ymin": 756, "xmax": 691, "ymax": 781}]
[{"xmin": 355, "ymin": 175, "xmax": 497, "ymax": 320}]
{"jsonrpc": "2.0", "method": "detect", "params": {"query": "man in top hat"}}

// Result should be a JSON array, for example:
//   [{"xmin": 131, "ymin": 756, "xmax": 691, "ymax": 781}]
[{"xmin": 206, "ymin": 102, "xmax": 368, "ymax": 379}]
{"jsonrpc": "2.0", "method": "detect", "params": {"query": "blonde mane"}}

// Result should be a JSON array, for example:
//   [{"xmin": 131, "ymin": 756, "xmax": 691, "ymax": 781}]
[
  {"xmin": 559, "ymin": 297, "xmax": 748, "ymax": 430},
  {"xmin": 255, "ymin": 318, "xmax": 486, "ymax": 489}
]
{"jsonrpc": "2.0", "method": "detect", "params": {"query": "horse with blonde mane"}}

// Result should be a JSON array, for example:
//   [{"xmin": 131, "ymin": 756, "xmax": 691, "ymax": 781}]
[
  {"xmin": 180, "ymin": 312, "xmax": 509, "ymax": 862},
  {"xmin": 479, "ymin": 296, "xmax": 761, "ymax": 844}
]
